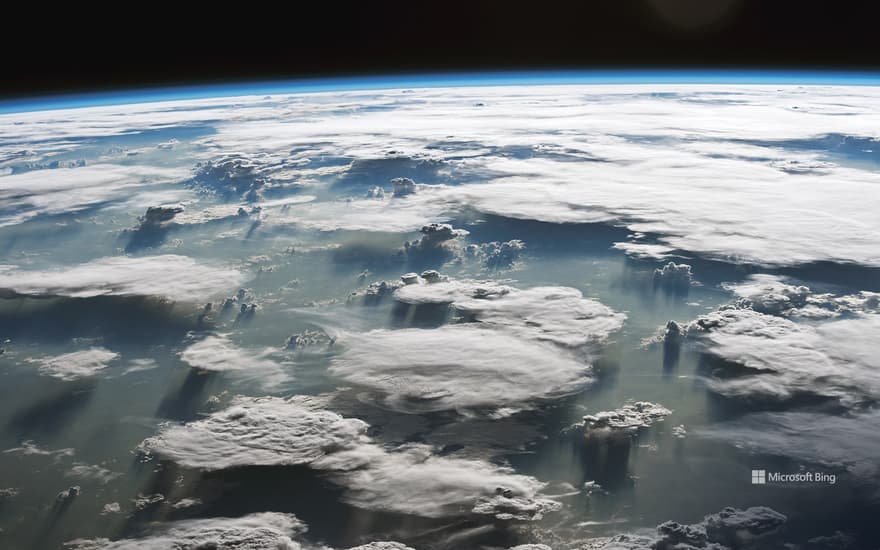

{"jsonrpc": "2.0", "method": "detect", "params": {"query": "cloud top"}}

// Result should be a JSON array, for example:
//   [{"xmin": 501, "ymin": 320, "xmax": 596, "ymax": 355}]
[
  {"xmin": 0, "ymin": 255, "xmax": 246, "ymax": 302},
  {"xmin": 142, "ymin": 395, "xmax": 560, "ymax": 520}
]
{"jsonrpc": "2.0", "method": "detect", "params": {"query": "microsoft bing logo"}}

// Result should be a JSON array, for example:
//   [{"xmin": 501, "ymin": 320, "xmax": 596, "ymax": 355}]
[{"xmin": 751, "ymin": 469, "xmax": 766, "ymax": 484}]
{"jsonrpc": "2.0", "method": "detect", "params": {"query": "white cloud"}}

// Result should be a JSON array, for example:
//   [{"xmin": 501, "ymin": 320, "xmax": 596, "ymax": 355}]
[
  {"xmin": 682, "ymin": 307, "xmax": 880, "ymax": 407},
  {"xmin": 394, "ymin": 279, "xmax": 625, "ymax": 348},
  {"xmin": 179, "ymin": 334, "xmax": 293, "ymax": 390},
  {"xmin": 64, "ymin": 510, "xmax": 417, "ymax": 550},
  {"xmin": 66, "ymin": 463, "xmax": 122, "ymax": 484},
  {"xmin": 347, "ymin": 544, "xmax": 415, "ymax": 550},
  {"xmin": 611, "ymin": 241, "xmax": 675, "ymax": 261},
  {"xmin": 572, "ymin": 401, "xmax": 672, "ymax": 437},
  {"xmin": 329, "ymin": 326, "xmax": 592, "ymax": 413},
  {"xmin": 6, "ymin": 85, "xmax": 880, "ymax": 265},
  {"xmin": 339, "ymin": 278, "xmax": 625, "ymax": 414},
  {"xmin": 464, "ymin": 239, "xmax": 526, "ymax": 269},
  {"xmin": 570, "ymin": 506, "xmax": 786, "ymax": 550},
  {"xmin": 142, "ymin": 395, "xmax": 369, "ymax": 470},
  {"xmin": 276, "ymin": 190, "xmax": 451, "ymax": 232},
  {"xmin": 3, "ymin": 440, "xmax": 74, "ymax": 460},
  {"xmin": 141, "ymin": 395, "xmax": 560, "ymax": 520},
  {"xmin": 448, "ymin": 285, "xmax": 626, "ymax": 349},
  {"xmin": 0, "ymin": 164, "xmax": 187, "ymax": 227},
  {"xmin": 119, "ymin": 358, "xmax": 159, "ymax": 376},
  {"xmin": 0, "ymin": 255, "xmax": 246, "ymax": 302},
  {"xmin": 63, "ymin": 512, "xmax": 307, "ymax": 550},
  {"xmin": 393, "ymin": 277, "xmax": 514, "ymax": 305},
  {"xmin": 170, "ymin": 497, "xmax": 202, "ymax": 509},
  {"xmin": 314, "ymin": 442, "xmax": 560, "ymax": 520},
  {"xmin": 723, "ymin": 274, "xmax": 880, "ymax": 318},
  {"xmin": 652, "ymin": 262, "xmax": 694, "ymax": 290},
  {"xmin": 27, "ymin": 347, "xmax": 119, "ymax": 381}
]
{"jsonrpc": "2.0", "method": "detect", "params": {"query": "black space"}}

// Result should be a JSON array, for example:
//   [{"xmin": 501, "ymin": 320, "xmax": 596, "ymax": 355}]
[{"xmin": 3, "ymin": 1, "xmax": 880, "ymax": 99}]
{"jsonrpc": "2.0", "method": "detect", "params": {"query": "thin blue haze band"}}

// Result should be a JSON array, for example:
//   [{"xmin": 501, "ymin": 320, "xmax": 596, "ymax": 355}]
[{"xmin": 3, "ymin": 69, "xmax": 880, "ymax": 115}]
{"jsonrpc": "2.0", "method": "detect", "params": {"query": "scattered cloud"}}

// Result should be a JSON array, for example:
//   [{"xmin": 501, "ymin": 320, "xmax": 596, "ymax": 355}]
[
  {"xmin": 330, "ymin": 326, "xmax": 592, "ymax": 413},
  {"xmin": 681, "ymin": 307, "xmax": 880, "ymax": 407},
  {"xmin": 652, "ymin": 261, "xmax": 694, "ymax": 292},
  {"xmin": 0, "ymin": 164, "xmax": 187, "ymax": 227},
  {"xmin": 141, "ymin": 395, "xmax": 560, "ymax": 520},
  {"xmin": 66, "ymin": 463, "xmax": 122, "ymax": 484},
  {"xmin": 723, "ymin": 274, "xmax": 880, "ymax": 319},
  {"xmin": 3, "ymin": 440, "xmax": 74, "ymax": 460},
  {"xmin": 395, "ymin": 279, "xmax": 626, "ymax": 348},
  {"xmin": 141, "ymin": 395, "xmax": 367, "ymax": 470},
  {"xmin": 0, "ymin": 255, "xmax": 247, "ymax": 302},
  {"xmin": 27, "ymin": 347, "xmax": 119, "ymax": 381},
  {"xmin": 63, "ymin": 512, "xmax": 307, "ymax": 550},
  {"xmin": 575, "ymin": 506, "xmax": 786, "ymax": 550},
  {"xmin": 179, "ymin": 334, "xmax": 294, "ymax": 390},
  {"xmin": 571, "ymin": 401, "xmax": 672, "ymax": 438},
  {"xmin": 338, "ymin": 277, "xmax": 625, "ymax": 414}
]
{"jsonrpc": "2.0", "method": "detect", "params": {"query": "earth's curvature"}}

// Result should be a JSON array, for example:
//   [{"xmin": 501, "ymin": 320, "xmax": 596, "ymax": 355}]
[{"xmin": 0, "ymin": 76, "xmax": 879, "ymax": 549}]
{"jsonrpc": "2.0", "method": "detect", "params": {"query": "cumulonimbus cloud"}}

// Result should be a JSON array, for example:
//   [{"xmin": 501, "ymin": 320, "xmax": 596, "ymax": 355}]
[{"xmin": 141, "ymin": 395, "xmax": 561, "ymax": 520}]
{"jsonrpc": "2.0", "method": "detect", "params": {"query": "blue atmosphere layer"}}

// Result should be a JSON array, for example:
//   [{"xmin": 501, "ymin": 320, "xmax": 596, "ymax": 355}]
[{"xmin": 3, "ymin": 70, "xmax": 880, "ymax": 114}]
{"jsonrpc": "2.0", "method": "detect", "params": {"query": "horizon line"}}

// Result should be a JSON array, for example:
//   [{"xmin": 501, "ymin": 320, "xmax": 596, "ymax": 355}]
[{"xmin": 3, "ymin": 69, "xmax": 880, "ymax": 115}]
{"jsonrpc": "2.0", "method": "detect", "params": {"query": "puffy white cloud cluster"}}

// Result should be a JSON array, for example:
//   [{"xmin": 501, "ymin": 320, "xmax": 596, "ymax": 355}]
[
  {"xmin": 3, "ymin": 440, "xmax": 74, "ymax": 460},
  {"xmin": 652, "ymin": 262, "xmax": 694, "ymax": 291},
  {"xmin": 285, "ymin": 329, "xmax": 335, "ymax": 351},
  {"xmin": 132, "ymin": 493, "xmax": 165, "ymax": 511},
  {"xmin": 321, "ymin": 443, "xmax": 560, "ymax": 520},
  {"xmin": 675, "ymin": 306, "xmax": 880, "ymax": 407},
  {"xmin": 66, "ymin": 463, "xmax": 122, "ymax": 485},
  {"xmin": 348, "ymin": 544, "xmax": 415, "ymax": 550},
  {"xmin": 701, "ymin": 506, "xmax": 787, "ymax": 547},
  {"xmin": 450, "ymin": 285, "xmax": 626, "ymax": 349},
  {"xmin": 723, "ymin": 274, "xmax": 879, "ymax": 318},
  {"xmin": 63, "ymin": 512, "xmax": 307, "ymax": 550},
  {"xmin": 575, "ymin": 506, "xmax": 786, "ymax": 550},
  {"xmin": 141, "ymin": 395, "xmax": 560, "ymax": 520},
  {"xmin": 66, "ymin": 511, "xmax": 418, "ymax": 550},
  {"xmin": 0, "ymin": 164, "xmax": 188, "ymax": 227},
  {"xmin": 393, "ymin": 277, "xmax": 513, "ymax": 306},
  {"xmin": 612, "ymin": 241, "xmax": 676, "ymax": 261},
  {"xmin": 179, "ymin": 334, "xmax": 293, "ymax": 390},
  {"xmin": 277, "ymin": 187, "xmax": 451, "ymax": 232},
  {"xmin": 27, "ymin": 347, "xmax": 119, "ymax": 381},
  {"xmin": 391, "ymin": 177, "xmax": 417, "ymax": 197},
  {"xmin": 437, "ymin": 152, "xmax": 880, "ymax": 267},
  {"xmin": 464, "ymin": 239, "xmax": 526, "ymax": 269},
  {"xmin": 190, "ymin": 156, "xmax": 272, "ymax": 202},
  {"xmin": 572, "ymin": 401, "xmax": 672, "ymax": 438},
  {"xmin": 329, "ymin": 326, "xmax": 591, "ymax": 413},
  {"xmin": 403, "ymin": 223, "xmax": 468, "ymax": 254},
  {"xmin": 395, "ymin": 279, "xmax": 626, "ymax": 348},
  {"xmin": 0, "ymin": 255, "xmax": 246, "ymax": 302},
  {"xmin": 141, "ymin": 395, "xmax": 369, "ymax": 470},
  {"xmin": 338, "ymin": 277, "xmax": 625, "ymax": 413}
]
